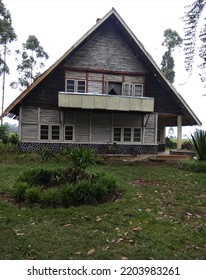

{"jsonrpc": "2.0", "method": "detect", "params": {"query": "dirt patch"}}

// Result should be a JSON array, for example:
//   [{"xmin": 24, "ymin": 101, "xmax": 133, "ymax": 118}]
[{"xmin": 132, "ymin": 177, "xmax": 169, "ymax": 187}]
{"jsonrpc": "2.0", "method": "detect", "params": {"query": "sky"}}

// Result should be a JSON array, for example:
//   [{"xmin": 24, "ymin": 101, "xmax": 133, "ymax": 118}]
[{"xmin": 2, "ymin": 0, "xmax": 206, "ymax": 135}]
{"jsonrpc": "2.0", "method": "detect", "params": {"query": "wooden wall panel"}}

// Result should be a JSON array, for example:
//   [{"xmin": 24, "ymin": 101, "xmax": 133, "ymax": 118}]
[
  {"xmin": 75, "ymin": 112, "xmax": 90, "ymax": 142},
  {"xmin": 40, "ymin": 109, "xmax": 60, "ymax": 124},
  {"xmin": 113, "ymin": 113, "xmax": 142, "ymax": 127},
  {"xmin": 144, "ymin": 113, "xmax": 156, "ymax": 144},
  {"xmin": 21, "ymin": 124, "xmax": 38, "ymax": 141},
  {"xmin": 65, "ymin": 23, "xmax": 146, "ymax": 73},
  {"xmin": 91, "ymin": 112, "xmax": 111, "ymax": 142}
]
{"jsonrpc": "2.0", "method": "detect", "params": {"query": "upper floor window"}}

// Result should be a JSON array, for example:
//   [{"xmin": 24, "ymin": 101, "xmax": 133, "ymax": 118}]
[
  {"xmin": 122, "ymin": 83, "xmax": 143, "ymax": 97},
  {"xmin": 66, "ymin": 79, "xmax": 86, "ymax": 93}
]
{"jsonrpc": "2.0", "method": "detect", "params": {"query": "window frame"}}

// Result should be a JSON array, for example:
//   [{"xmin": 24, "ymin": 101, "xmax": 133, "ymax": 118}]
[
  {"xmin": 122, "ymin": 82, "xmax": 143, "ymax": 97},
  {"xmin": 113, "ymin": 127, "xmax": 142, "ymax": 143},
  {"xmin": 39, "ymin": 124, "xmax": 61, "ymax": 141},
  {"xmin": 64, "ymin": 125, "xmax": 74, "ymax": 141},
  {"xmin": 65, "ymin": 79, "xmax": 86, "ymax": 93}
]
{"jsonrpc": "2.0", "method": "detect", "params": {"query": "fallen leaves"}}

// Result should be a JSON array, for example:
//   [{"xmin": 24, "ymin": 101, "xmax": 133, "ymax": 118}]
[{"xmin": 87, "ymin": 248, "xmax": 95, "ymax": 256}]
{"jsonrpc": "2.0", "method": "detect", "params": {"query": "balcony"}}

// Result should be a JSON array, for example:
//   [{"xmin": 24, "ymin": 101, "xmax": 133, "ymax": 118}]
[{"xmin": 58, "ymin": 92, "xmax": 154, "ymax": 112}]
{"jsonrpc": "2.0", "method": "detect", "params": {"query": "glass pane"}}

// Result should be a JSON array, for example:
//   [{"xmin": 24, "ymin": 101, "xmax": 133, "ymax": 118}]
[
  {"xmin": 124, "ymin": 128, "xmax": 131, "ymax": 142},
  {"xmin": 123, "ymin": 84, "xmax": 130, "ymax": 96},
  {"xmin": 66, "ymin": 80, "xmax": 75, "ymax": 92},
  {"xmin": 52, "ymin": 125, "xmax": 60, "ymax": 140},
  {"xmin": 40, "ymin": 125, "xmax": 49, "ymax": 140},
  {"xmin": 65, "ymin": 126, "xmax": 73, "ymax": 141},
  {"xmin": 113, "ymin": 128, "xmax": 121, "ymax": 142},
  {"xmin": 134, "ymin": 128, "xmax": 141, "ymax": 142},
  {"xmin": 77, "ymin": 81, "xmax": 85, "ymax": 93},
  {"xmin": 134, "ymin": 84, "xmax": 143, "ymax": 96}
]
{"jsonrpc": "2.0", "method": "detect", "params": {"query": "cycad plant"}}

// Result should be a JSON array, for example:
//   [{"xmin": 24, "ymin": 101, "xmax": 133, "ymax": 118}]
[{"xmin": 191, "ymin": 130, "xmax": 206, "ymax": 161}]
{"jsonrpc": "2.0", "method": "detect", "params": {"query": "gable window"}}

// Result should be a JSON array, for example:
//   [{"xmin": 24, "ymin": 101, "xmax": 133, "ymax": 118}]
[
  {"xmin": 40, "ymin": 125, "xmax": 49, "ymax": 140},
  {"xmin": 113, "ymin": 127, "xmax": 142, "ymax": 143},
  {"xmin": 64, "ymin": 125, "xmax": 74, "ymax": 141},
  {"xmin": 66, "ymin": 79, "xmax": 86, "ymax": 93},
  {"xmin": 122, "ymin": 83, "xmax": 143, "ymax": 97}
]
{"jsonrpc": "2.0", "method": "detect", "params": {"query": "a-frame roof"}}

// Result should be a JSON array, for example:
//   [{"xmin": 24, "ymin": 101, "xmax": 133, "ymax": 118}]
[{"xmin": 3, "ymin": 8, "xmax": 202, "ymax": 126}]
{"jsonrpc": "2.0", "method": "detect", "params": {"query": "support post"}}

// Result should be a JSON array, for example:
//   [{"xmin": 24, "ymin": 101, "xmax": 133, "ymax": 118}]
[{"xmin": 177, "ymin": 115, "xmax": 182, "ymax": 150}]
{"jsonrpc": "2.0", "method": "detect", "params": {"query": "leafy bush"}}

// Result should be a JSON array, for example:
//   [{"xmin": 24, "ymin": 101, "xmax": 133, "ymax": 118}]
[
  {"xmin": 165, "ymin": 137, "xmax": 176, "ymax": 149},
  {"xmin": 181, "ymin": 140, "xmax": 194, "ymax": 150},
  {"xmin": 67, "ymin": 147, "xmax": 95, "ymax": 172},
  {"xmin": 60, "ymin": 185, "xmax": 75, "ymax": 207},
  {"xmin": 40, "ymin": 189, "xmax": 61, "ymax": 208},
  {"xmin": 39, "ymin": 147, "xmax": 56, "ymax": 162},
  {"xmin": 17, "ymin": 167, "xmax": 65, "ymax": 187},
  {"xmin": 11, "ymin": 182, "xmax": 28, "ymax": 202},
  {"xmin": 191, "ymin": 130, "xmax": 206, "ymax": 161},
  {"xmin": 179, "ymin": 159, "xmax": 206, "ymax": 173},
  {"xmin": 26, "ymin": 187, "xmax": 41, "ymax": 204}
]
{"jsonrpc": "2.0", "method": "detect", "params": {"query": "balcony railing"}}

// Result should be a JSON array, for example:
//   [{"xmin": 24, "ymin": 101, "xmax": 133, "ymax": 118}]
[{"xmin": 58, "ymin": 92, "xmax": 154, "ymax": 112}]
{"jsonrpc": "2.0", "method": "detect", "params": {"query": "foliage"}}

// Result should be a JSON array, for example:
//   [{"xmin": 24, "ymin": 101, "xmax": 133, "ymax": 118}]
[
  {"xmin": 67, "ymin": 147, "xmax": 95, "ymax": 173},
  {"xmin": 165, "ymin": 137, "xmax": 177, "ymax": 149},
  {"xmin": 161, "ymin": 28, "xmax": 182, "ymax": 83},
  {"xmin": 11, "ymin": 34, "xmax": 49, "ymax": 91},
  {"xmin": 182, "ymin": 0, "xmax": 206, "ymax": 84},
  {"xmin": 181, "ymin": 140, "xmax": 194, "ymax": 150},
  {"xmin": 16, "ymin": 167, "xmax": 65, "ymax": 188},
  {"xmin": 179, "ymin": 159, "xmax": 206, "ymax": 173},
  {"xmin": 191, "ymin": 129, "xmax": 206, "ymax": 161},
  {"xmin": 26, "ymin": 186, "xmax": 41, "ymax": 204},
  {"xmin": 108, "ymin": 143, "xmax": 118, "ymax": 154},
  {"xmin": 40, "ymin": 189, "xmax": 61, "ymax": 208},
  {"xmin": 0, "ymin": 0, "xmax": 17, "ymax": 76},
  {"xmin": 39, "ymin": 147, "xmax": 56, "ymax": 162},
  {"xmin": 0, "ymin": 123, "xmax": 8, "ymax": 139},
  {"xmin": 11, "ymin": 182, "xmax": 28, "ymax": 202}
]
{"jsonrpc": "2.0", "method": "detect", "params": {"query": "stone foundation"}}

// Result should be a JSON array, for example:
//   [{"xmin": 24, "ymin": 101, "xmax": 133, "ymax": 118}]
[{"xmin": 18, "ymin": 142, "xmax": 158, "ymax": 155}]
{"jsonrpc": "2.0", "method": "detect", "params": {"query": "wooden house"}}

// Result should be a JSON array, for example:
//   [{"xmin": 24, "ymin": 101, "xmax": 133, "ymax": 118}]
[{"xmin": 3, "ymin": 8, "xmax": 201, "ymax": 154}]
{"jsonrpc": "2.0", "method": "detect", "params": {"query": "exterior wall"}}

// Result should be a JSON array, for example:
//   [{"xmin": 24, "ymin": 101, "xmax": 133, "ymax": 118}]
[
  {"xmin": 20, "ymin": 107, "xmax": 157, "ymax": 151},
  {"xmin": 143, "ymin": 113, "xmax": 157, "ymax": 144},
  {"xmin": 65, "ymin": 23, "xmax": 146, "ymax": 73}
]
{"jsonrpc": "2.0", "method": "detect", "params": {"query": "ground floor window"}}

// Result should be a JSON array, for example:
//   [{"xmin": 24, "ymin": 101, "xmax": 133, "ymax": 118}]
[
  {"xmin": 64, "ymin": 125, "xmax": 74, "ymax": 141},
  {"xmin": 40, "ymin": 124, "xmax": 60, "ymax": 141},
  {"xmin": 113, "ymin": 127, "xmax": 142, "ymax": 143}
]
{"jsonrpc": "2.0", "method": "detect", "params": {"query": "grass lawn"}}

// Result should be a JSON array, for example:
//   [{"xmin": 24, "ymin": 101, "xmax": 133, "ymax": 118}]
[{"xmin": 0, "ymin": 157, "xmax": 206, "ymax": 260}]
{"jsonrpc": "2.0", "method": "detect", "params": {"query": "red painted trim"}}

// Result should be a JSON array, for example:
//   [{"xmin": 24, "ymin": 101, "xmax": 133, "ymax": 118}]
[{"xmin": 64, "ymin": 66, "xmax": 146, "ymax": 76}]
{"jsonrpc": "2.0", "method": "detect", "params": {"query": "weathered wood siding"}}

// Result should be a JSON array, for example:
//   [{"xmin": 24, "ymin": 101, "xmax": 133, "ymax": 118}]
[
  {"xmin": 65, "ymin": 23, "xmax": 146, "ymax": 73},
  {"xmin": 143, "ymin": 113, "xmax": 156, "ymax": 144},
  {"xmin": 91, "ymin": 112, "xmax": 111, "ymax": 142},
  {"xmin": 113, "ymin": 113, "xmax": 142, "ymax": 127},
  {"xmin": 21, "ymin": 108, "xmax": 39, "ymax": 141},
  {"xmin": 75, "ymin": 111, "xmax": 90, "ymax": 142},
  {"xmin": 40, "ymin": 109, "xmax": 61, "ymax": 124}
]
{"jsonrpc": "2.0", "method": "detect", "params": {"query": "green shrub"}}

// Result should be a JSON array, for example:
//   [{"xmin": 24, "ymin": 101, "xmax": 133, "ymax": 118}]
[
  {"xmin": 165, "ymin": 137, "xmax": 176, "ymax": 149},
  {"xmin": 39, "ymin": 147, "xmax": 56, "ymax": 162},
  {"xmin": 11, "ymin": 182, "xmax": 28, "ymax": 202},
  {"xmin": 191, "ymin": 130, "xmax": 206, "ymax": 161},
  {"xmin": 26, "ymin": 187, "xmax": 41, "ymax": 204},
  {"xmin": 60, "ymin": 185, "xmax": 75, "ymax": 207},
  {"xmin": 67, "ymin": 147, "xmax": 95, "ymax": 173},
  {"xmin": 40, "ymin": 189, "xmax": 61, "ymax": 208},
  {"xmin": 17, "ymin": 167, "xmax": 64, "ymax": 187},
  {"xmin": 179, "ymin": 159, "xmax": 206, "ymax": 173},
  {"xmin": 181, "ymin": 140, "xmax": 194, "ymax": 150}
]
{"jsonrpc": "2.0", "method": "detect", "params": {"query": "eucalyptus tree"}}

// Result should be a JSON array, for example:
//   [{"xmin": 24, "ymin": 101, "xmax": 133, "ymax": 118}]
[
  {"xmin": 11, "ymin": 35, "xmax": 49, "ymax": 91},
  {"xmin": 182, "ymin": 0, "xmax": 206, "ymax": 84},
  {"xmin": 0, "ymin": 0, "xmax": 17, "ymax": 124},
  {"xmin": 161, "ymin": 29, "xmax": 183, "ymax": 83}
]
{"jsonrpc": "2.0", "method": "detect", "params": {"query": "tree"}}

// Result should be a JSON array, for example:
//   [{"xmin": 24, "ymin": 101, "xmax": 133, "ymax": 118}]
[
  {"xmin": 11, "ymin": 35, "xmax": 49, "ymax": 91},
  {"xmin": 161, "ymin": 29, "xmax": 183, "ymax": 83},
  {"xmin": 0, "ymin": 0, "xmax": 17, "ymax": 124},
  {"xmin": 182, "ymin": 0, "xmax": 206, "ymax": 84}
]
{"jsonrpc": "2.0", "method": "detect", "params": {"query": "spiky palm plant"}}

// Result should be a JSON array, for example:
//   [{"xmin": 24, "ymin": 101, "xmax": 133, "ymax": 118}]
[{"xmin": 191, "ymin": 130, "xmax": 206, "ymax": 161}]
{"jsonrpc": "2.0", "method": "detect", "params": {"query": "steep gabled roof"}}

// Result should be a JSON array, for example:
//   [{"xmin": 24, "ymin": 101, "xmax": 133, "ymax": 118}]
[{"xmin": 3, "ymin": 8, "xmax": 201, "ymax": 126}]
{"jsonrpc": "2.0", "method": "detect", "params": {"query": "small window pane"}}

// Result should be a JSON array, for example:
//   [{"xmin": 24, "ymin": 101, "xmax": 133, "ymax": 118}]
[
  {"xmin": 124, "ymin": 128, "xmax": 131, "ymax": 142},
  {"xmin": 65, "ymin": 126, "xmax": 73, "ymax": 141},
  {"xmin": 134, "ymin": 84, "xmax": 143, "ymax": 96},
  {"xmin": 40, "ymin": 125, "xmax": 49, "ymax": 140},
  {"xmin": 113, "ymin": 128, "xmax": 121, "ymax": 142},
  {"xmin": 77, "ymin": 81, "xmax": 85, "ymax": 93},
  {"xmin": 66, "ymin": 80, "xmax": 75, "ymax": 92},
  {"xmin": 134, "ymin": 128, "xmax": 141, "ymax": 142},
  {"xmin": 123, "ymin": 83, "xmax": 130, "ymax": 96},
  {"xmin": 52, "ymin": 125, "xmax": 60, "ymax": 140}
]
